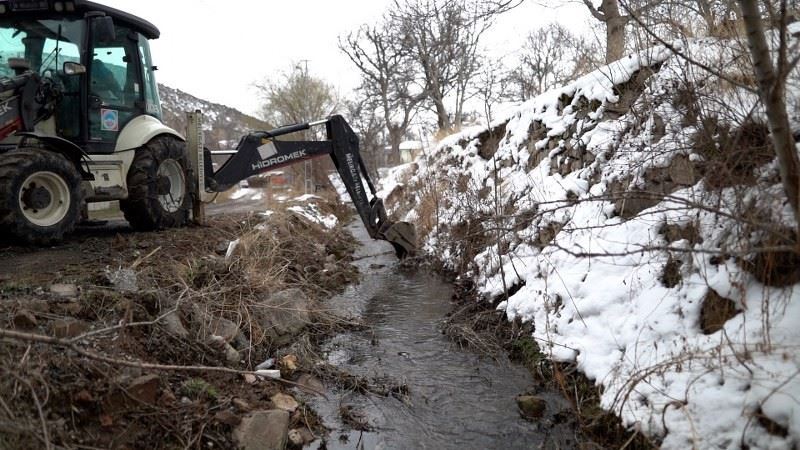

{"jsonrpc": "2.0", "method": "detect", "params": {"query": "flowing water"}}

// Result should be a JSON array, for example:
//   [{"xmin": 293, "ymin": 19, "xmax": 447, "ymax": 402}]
[{"xmin": 305, "ymin": 222, "xmax": 579, "ymax": 449}]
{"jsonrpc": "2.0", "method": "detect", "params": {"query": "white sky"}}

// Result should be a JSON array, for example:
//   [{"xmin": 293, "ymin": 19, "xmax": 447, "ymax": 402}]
[{"xmin": 99, "ymin": 0, "xmax": 591, "ymax": 117}]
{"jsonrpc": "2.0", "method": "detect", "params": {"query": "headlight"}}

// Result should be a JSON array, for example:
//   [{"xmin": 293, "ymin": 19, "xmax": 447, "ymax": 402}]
[{"xmin": 53, "ymin": 1, "xmax": 64, "ymax": 12}]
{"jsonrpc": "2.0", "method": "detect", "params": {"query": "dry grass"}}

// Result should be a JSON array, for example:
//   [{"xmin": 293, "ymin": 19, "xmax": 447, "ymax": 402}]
[{"xmin": 0, "ymin": 196, "xmax": 363, "ymax": 449}]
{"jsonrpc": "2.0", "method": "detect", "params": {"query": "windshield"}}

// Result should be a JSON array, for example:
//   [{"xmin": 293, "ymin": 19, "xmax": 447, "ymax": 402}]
[{"xmin": 0, "ymin": 18, "xmax": 83, "ymax": 78}]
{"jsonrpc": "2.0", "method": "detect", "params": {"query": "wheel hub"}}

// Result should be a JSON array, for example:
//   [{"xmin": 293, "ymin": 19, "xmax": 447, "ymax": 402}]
[
  {"xmin": 156, "ymin": 159, "xmax": 185, "ymax": 213},
  {"xmin": 156, "ymin": 175, "xmax": 172, "ymax": 195},
  {"xmin": 22, "ymin": 184, "xmax": 52, "ymax": 210},
  {"xmin": 18, "ymin": 171, "xmax": 71, "ymax": 227}
]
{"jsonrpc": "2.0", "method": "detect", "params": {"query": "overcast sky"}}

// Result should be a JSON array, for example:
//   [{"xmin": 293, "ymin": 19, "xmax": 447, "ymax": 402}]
[{"xmin": 99, "ymin": 0, "xmax": 591, "ymax": 117}]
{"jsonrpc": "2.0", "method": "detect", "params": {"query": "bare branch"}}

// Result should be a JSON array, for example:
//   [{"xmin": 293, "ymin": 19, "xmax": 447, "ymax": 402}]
[
  {"xmin": 0, "ymin": 327, "xmax": 328, "ymax": 397},
  {"xmin": 582, "ymin": 0, "xmax": 608, "ymax": 20}
]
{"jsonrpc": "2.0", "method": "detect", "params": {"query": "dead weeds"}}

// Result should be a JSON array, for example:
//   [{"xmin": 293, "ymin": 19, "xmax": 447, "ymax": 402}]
[
  {"xmin": 311, "ymin": 363, "xmax": 410, "ymax": 402},
  {"xmin": 0, "ymin": 198, "xmax": 362, "ymax": 448}
]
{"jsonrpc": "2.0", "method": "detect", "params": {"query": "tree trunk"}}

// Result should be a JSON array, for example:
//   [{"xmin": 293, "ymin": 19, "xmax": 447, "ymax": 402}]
[
  {"xmin": 388, "ymin": 125, "xmax": 404, "ymax": 165},
  {"xmin": 433, "ymin": 97, "xmax": 451, "ymax": 133},
  {"xmin": 738, "ymin": 0, "xmax": 800, "ymax": 236},
  {"xmin": 602, "ymin": 0, "xmax": 627, "ymax": 63}
]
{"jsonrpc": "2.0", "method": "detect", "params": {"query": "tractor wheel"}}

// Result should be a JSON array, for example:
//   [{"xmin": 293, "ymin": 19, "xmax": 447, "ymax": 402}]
[
  {"xmin": 0, "ymin": 148, "xmax": 83, "ymax": 245},
  {"xmin": 121, "ymin": 136, "xmax": 192, "ymax": 231}
]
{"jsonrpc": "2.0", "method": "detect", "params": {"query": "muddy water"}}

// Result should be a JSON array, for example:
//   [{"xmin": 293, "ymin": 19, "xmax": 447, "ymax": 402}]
[{"xmin": 305, "ymin": 222, "xmax": 578, "ymax": 450}]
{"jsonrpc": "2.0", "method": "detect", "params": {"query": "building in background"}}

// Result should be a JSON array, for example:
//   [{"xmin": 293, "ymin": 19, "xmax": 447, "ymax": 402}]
[{"xmin": 399, "ymin": 141, "xmax": 424, "ymax": 164}]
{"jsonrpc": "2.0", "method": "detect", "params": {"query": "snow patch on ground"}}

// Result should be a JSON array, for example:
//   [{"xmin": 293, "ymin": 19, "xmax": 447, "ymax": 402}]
[
  {"xmin": 229, "ymin": 188, "xmax": 255, "ymax": 200},
  {"xmin": 328, "ymin": 173, "xmax": 349, "ymax": 203},
  {"xmin": 288, "ymin": 204, "xmax": 338, "ymax": 229},
  {"xmin": 227, "ymin": 187, "xmax": 266, "ymax": 202},
  {"xmin": 293, "ymin": 194, "xmax": 322, "ymax": 202}
]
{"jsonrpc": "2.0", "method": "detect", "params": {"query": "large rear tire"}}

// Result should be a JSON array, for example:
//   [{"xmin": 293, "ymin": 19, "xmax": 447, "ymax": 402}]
[
  {"xmin": 0, "ymin": 148, "xmax": 83, "ymax": 245},
  {"xmin": 121, "ymin": 136, "xmax": 192, "ymax": 231}
]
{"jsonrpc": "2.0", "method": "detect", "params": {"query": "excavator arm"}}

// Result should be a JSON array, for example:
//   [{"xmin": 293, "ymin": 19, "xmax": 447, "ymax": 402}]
[{"xmin": 203, "ymin": 115, "xmax": 416, "ymax": 258}]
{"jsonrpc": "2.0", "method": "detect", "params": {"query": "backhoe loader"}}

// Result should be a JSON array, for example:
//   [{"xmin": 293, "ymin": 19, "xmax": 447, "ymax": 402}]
[{"xmin": 0, "ymin": 0, "xmax": 415, "ymax": 257}]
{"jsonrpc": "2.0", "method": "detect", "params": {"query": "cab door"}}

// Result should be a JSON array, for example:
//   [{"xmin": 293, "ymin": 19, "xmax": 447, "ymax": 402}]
[{"xmin": 87, "ymin": 23, "xmax": 145, "ymax": 153}]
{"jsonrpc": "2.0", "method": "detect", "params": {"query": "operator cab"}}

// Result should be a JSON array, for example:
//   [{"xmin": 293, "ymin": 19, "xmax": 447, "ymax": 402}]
[{"xmin": 0, "ymin": 0, "xmax": 163, "ymax": 153}]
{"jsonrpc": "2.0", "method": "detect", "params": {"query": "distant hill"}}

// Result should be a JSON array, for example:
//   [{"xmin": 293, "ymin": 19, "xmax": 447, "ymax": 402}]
[{"xmin": 159, "ymin": 84, "xmax": 271, "ymax": 149}]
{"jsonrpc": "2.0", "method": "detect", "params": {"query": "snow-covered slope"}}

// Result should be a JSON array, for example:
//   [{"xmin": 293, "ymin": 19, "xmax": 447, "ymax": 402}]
[{"xmin": 384, "ymin": 32, "xmax": 800, "ymax": 449}]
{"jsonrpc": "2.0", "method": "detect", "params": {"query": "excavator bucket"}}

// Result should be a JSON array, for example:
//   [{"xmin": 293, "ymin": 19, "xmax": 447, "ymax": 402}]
[
  {"xmin": 368, "ymin": 198, "xmax": 416, "ymax": 259},
  {"xmin": 380, "ymin": 221, "xmax": 417, "ymax": 259}
]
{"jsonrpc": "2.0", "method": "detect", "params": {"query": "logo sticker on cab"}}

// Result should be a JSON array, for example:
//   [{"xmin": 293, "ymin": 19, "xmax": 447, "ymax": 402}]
[{"xmin": 100, "ymin": 109, "xmax": 119, "ymax": 132}]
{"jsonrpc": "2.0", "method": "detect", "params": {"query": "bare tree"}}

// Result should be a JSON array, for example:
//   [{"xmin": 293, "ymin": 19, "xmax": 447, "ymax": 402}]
[
  {"xmin": 686, "ymin": 0, "xmax": 738, "ymax": 36},
  {"xmin": 390, "ymin": 0, "xmax": 518, "ymax": 132},
  {"xmin": 623, "ymin": 0, "xmax": 740, "ymax": 40},
  {"xmin": 582, "ymin": 0, "xmax": 630, "ymax": 63},
  {"xmin": 738, "ymin": 0, "xmax": 800, "ymax": 233},
  {"xmin": 475, "ymin": 56, "xmax": 507, "ymax": 121},
  {"xmin": 255, "ymin": 64, "xmax": 339, "ymax": 187},
  {"xmin": 505, "ymin": 23, "xmax": 598, "ymax": 101},
  {"xmin": 340, "ymin": 23, "xmax": 424, "ymax": 159},
  {"xmin": 255, "ymin": 64, "xmax": 338, "ymax": 133},
  {"xmin": 343, "ymin": 95, "xmax": 390, "ymax": 177}
]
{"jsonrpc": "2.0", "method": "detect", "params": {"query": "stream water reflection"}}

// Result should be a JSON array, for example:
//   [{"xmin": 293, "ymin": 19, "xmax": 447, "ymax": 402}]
[{"xmin": 306, "ymin": 222, "xmax": 577, "ymax": 450}]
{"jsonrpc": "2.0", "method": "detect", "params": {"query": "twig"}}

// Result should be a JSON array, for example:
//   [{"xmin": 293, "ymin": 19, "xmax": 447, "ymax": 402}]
[
  {"xmin": 10, "ymin": 373, "xmax": 50, "ymax": 450},
  {"xmin": 73, "ymin": 301, "xmax": 184, "ymax": 343},
  {"xmin": 130, "ymin": 246, "xmax": 163, "ymax": 269},
  {"xmin": 0, "ymin": 327, "xmax": 328, "ymax": 399}
]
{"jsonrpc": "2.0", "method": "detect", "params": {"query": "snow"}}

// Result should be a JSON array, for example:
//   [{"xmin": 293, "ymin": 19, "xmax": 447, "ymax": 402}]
[
  {"xmin": 382, "ymin": 35, "xmax": 800, "ymax": 449},
  {"xmin": 399, "ymin": 140, "xmax": 423, "ymax": 150},
  {"xmin": 292, "ymin": 194, "xmax": 322, "ymax": 202},
  {"xmin": 287, "ymin": 204, "xmax": 338, "ymax": 229},
  {"xmin": 228, "ymin": 187, "xmax": 264, "ymax": 201},
  {"xmin": 229, "ymin": 187, "xmax": 255, "ymax": 200},
  {"xmin": 375, "ymin": 161, "xmax": 416, "ymax": 201},
  {"xmin": 328, "ymin": 172, "xmax": 349, "ymax": 202}
]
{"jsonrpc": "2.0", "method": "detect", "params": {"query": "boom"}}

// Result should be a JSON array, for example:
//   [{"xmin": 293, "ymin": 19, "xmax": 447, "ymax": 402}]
[{"xmin": 203, "ymin": 115, "xmax": 415, "ymax": 258}]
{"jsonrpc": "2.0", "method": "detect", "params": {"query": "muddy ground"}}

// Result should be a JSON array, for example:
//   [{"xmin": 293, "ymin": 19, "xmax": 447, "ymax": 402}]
[{"xmin": 0, "ymin": 194, "xmax": 362, "ymax": 449}]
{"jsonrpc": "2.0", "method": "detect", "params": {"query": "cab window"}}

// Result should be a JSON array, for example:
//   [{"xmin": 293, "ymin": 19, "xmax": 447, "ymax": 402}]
[
  {"xmin": 138, "ymin": 33, "xmax": 161, "ymax": 119},
  {"xmin": 0, "ymin": 19, "xmax": 84, "ymax": 139},
  {"xmin": 90, "ymin": 31, "xmax": 138, "ymax": 108},
  {"xmin": 44, "ymin": 36, "xmax": 81, "ymax": 139},
  {"xmin": 89, "ymin": 24, "xmax": 142, "ymax": 142},
  {"xmin": 0, "ymin": 27, "xmax": 26, "ymax": 77},
  {"xmin": 0, "ymin": 18, "xmax": 83, "ymax": 76}
]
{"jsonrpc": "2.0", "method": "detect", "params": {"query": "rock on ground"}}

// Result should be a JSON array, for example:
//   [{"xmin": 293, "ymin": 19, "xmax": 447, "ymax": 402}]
[
  {"xmin": 295, "ymin": 374, "xmax": 324, "ymax": 395},
  {"xmin": 13, "ymin": 310, "xmax": 37, "ymax": 329},
  {"xmin": 161, "ymin": 310, "xmax": 189, "ymax": 338},
  {"xmin": 233, "ymin": 410, "xmax": 290, "ymax": 450},
  {"xmin": 270, "ymin": 393, "xmax": 299, "ymax": 413},
  {"xmin": 255, "ymin": 289, "xmax": 311, "ymax": 345},
  {"xmin": 288, "ymin": 428, "xmax": 315, "ymax": 446},
  {"xmin": 516, "ymin": 395, "xmax": 546, "ymax": 420},
  {"xmin": 50, "ymin": 283, "xmax": 78, "ymax": 298},
  {"xmin": 127, "ymin": 374, "xmax": 161, "ymax": 405},
  {"xmin": 190, "ymin": 304, "xmax": 240, "ymax": 343}
]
